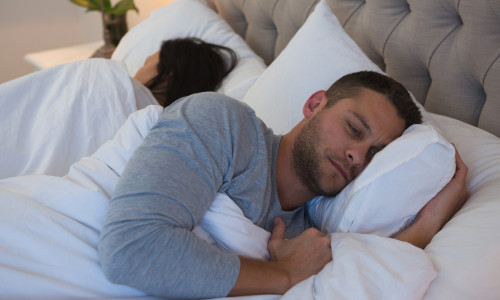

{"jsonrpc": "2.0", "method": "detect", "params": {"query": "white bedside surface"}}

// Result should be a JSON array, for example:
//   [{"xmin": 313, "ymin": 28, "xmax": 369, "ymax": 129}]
[{"xmin": 24, "ymin": 41, "xmax": 104, "ymax": 71}]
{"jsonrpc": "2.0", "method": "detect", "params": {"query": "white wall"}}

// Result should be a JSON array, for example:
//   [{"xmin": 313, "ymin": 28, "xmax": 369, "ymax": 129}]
[{"xmin": 0, "ymin": 0, "xmax": 173, "ymax": 84}]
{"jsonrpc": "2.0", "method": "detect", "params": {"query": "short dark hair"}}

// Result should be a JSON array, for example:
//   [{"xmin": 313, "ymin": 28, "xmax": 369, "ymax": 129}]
[
  {"xmin": 146, "ymin": 37, "xmax": 238, "ymax": 107},
  {"xmin": 325, "ymin": 71, "xmax": 422, "ymax": 128}
]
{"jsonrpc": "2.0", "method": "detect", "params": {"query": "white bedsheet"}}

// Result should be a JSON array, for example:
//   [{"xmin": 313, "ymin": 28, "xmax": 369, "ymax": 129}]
[{"xmin": 0, "ymin": 105, "xmax": 436, "ymax": 299}]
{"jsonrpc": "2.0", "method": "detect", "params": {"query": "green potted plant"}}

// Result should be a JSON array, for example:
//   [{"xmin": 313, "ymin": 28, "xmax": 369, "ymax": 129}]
[{"xmin": 70, "ymin": 0, "xmax": 139, "ymax": 57}]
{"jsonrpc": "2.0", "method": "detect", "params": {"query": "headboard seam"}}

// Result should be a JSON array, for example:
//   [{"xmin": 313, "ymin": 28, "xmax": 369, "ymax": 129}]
[
  {"xmin": 382, "ymin": 10, "xmax": 410, "ymax": 59},
  {"xmin": 270, "ymin": 0, "xmax": 279, "ymax": 18},
  {"xmin": 483, "ymin": 53, "xmax": 500, "ymax": 86},
  {"xmin": 427, "ymin": 22, "xmax": 461, "ymax": 68},
  {"xmin": 488, "ymin": 0, "xmax": 500, "ymax": 19},
  {"xmin": 304, "ymin": 1, "xmax": 320, "ymax": 21},
  {"xmin": 341, "ymin": 1, "xmax": 364, "ymax": 26}
]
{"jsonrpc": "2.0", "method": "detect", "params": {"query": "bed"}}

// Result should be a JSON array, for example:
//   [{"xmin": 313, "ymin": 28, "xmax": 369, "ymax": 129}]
[{"xmin": 0, "ymin": 0, "xmax": 499, "ymax": 299}]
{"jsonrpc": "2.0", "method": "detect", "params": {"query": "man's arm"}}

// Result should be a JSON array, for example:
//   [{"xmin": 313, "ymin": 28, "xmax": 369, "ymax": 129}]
[
  {"xmin": 229, "ymin": 217, "xmax": 333, "ymax": 296},
  {"xmin": 99, "ymin": 94, "xmax": 255, "ymax": 298},
  {"xmin": 394, "ymin": 146, "xmax": 469, "ymax": 248}
]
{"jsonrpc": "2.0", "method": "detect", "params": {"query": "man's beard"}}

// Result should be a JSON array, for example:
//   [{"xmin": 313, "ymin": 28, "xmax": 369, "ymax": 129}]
[{"xmin": 291, "ymin": 114, "xmax": 343, "ymax": 197}]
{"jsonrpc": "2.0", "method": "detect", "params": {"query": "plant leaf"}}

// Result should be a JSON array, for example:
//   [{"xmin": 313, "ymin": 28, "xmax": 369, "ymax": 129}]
[
  {"xmin": 109, "ymin": 0, "xmax": 139, "ymax": 16},
  {"xmin": 102, "ymin": 0, "xmax": 112, "ymax": 12},
  {"xmin": 86, "ymin": 0, "xmax": 111, "ymax": 12},
  {"xmin": 69, "ymin": 0, "xmax": 100, "ymax": 10}
]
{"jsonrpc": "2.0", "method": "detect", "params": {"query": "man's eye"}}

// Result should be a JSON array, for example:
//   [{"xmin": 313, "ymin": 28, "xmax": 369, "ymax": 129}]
[
  {"xmin": 368, "ymin": 147, "xmax": 379, "ymax": 158},
  {"xmin": 349, "ymin": 123, "xmax": 360, "ymax": 137}
]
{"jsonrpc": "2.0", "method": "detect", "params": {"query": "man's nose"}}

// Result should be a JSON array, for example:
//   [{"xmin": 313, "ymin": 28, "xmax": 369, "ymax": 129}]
[{"xmin": 346, "ymin": 143, "xmax": 367, "ymax": 168}]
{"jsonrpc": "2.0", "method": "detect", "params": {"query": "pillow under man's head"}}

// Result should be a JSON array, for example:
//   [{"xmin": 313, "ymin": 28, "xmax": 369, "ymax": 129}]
[{"xmin": 307, "ymin": 124, "xmax": 455, "ymax": 237}]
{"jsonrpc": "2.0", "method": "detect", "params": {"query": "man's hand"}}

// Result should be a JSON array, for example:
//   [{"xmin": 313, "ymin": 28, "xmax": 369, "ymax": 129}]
[
  {"xmin": 228, "ymin": 217, "xmax": 332, "ymax": 296},
  {"xmin": 394, "ymin": 146, "xmax": 469, "ymax": 248},
  {"xmin": 268, "ymin": 217, "xmax": 332, "ymax": 286}
]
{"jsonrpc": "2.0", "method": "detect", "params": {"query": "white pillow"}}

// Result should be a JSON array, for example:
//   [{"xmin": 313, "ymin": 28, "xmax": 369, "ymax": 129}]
[
  {"xmin": 241, "ymin": 0, "xmax": 382, "ymax": 134},
  {"xmin": 111, "ymin": 0, "xmax": 266, "ymax": 100},
  {"xmin": 307, "ymin": 124, "xmax": 456, "ymax": 237}
]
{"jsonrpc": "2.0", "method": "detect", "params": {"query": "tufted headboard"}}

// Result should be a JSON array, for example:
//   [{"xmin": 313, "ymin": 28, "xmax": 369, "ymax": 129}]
[{"xmin": 207, "ymin": 0, "xmax": 500, "ymax": 137}]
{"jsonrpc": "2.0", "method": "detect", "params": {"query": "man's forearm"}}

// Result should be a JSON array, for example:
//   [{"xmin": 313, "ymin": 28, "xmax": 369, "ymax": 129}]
[
  {"xmin": 393, "ymin": 216, "xmax": 439, "ymax": 249},
  {"xmin": 228, "ymin": 257, "xmax": 291, "ymax": 296}
]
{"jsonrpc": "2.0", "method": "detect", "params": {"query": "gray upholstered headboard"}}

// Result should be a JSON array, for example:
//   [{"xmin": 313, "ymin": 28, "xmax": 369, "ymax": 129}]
[{"xmin": 207, "ymin": 0, "xmax": 500, "ymax": 138}]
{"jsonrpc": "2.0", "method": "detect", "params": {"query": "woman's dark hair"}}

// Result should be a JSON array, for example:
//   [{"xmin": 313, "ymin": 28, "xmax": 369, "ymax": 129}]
[
  {"xmin": 325, "ymin": 71, "xmax": 422, "ymax": 128},
  {"xmin": 145, "ymin": 37, "xmax": 238, "ymax": 107}
]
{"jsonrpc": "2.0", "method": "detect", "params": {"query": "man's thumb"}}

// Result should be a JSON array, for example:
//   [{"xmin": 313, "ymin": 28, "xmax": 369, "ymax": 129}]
[{"xmin": 270, "ymin": 217, "xmax": 286, "ymax": 241}]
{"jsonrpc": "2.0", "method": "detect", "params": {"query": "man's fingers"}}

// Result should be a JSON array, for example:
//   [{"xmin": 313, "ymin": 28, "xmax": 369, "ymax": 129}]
[
  {"xmin": 268, "ymin": 217, "xmax": 286, "ymax": 260},
  {"xmin": 455, "ymin": 151, "xmax": 468, "ymax": 176},
  {"xmin": 452, "ymin": 144, "xmax": 468, "ymax": 179},
  {"xmin": 449, "ymin": 145, "xmax": 470, "ymax": 215},
  {"xmin": 270, "ymin": 217, "xmax": 286, "ymax": 241}
]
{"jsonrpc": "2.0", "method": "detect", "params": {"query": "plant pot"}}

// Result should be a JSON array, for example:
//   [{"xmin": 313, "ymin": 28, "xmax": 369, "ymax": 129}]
[
  {"xmin": 104, "ymin": 14, "xmax": 128, "ymax": 47},
  {"xmin": 91, "ymin": 13, "xmax": 128, "ymax": 58}
]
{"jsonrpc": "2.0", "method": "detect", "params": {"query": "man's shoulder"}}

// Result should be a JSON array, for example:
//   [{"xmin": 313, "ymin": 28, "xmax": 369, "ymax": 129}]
[
  {"xmin": 174, "ymin": 92, "xmax": 250, "ymax": 111},
  {"xmin": 160, "ymin": 92, "xmax": 256, "ymax": 125}
]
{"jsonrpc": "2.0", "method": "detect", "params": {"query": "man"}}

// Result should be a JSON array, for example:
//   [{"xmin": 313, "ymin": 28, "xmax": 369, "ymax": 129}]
[{"xmin": 98, "ymin": 71, "xmax": 468, "ymax": 299}]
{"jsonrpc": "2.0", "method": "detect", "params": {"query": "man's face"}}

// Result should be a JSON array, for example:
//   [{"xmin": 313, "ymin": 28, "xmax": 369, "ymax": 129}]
[{"xmin": 292, "ymin": 88, "xmax": 406, "ymax": 197}]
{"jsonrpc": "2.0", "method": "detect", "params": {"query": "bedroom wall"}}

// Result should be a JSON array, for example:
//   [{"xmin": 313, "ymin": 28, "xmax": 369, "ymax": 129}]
[{"xmin": 0, "ymin": 0, "xmax": 173, "ymax": 84}]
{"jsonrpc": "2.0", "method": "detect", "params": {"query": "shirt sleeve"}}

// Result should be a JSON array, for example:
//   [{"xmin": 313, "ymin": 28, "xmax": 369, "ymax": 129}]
[{"xmin": 98, "ymin": 92, "xmax": 259, "ymax": 299}]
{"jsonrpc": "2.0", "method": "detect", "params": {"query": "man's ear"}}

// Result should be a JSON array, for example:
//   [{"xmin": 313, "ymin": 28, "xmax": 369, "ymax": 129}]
[{"xmin": 303, "ymin": 90, "xmax": 328, "ymax": 118}]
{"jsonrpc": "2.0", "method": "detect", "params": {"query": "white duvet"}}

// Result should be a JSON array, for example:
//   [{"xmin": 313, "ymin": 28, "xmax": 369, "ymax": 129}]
[
  {"xmin": 0, "ymin": 104, "xmax": 436, "ymax": 299},
  {"xmin": 0, "ymin": 58, "xmax": 157, "ymax": 180},
  {"xmin": 3, "ymin": 57, "xmax": 500, "ymax": 300}
]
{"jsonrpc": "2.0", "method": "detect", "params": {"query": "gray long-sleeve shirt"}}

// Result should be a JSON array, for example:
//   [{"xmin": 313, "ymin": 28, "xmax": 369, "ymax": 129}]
[{"xmin": 98, "ymin": 92, "xmax": 309, "ymax": 299}]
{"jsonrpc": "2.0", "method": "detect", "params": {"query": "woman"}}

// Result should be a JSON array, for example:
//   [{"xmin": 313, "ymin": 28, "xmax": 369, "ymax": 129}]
[{"xmin": 134, "ymin": 37, "xmax": 238, "ymax": 107}]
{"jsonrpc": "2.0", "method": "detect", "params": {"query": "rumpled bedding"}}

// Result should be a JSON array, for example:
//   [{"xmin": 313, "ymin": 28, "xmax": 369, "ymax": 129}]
[
  {"xmin": 0, "ymin": 58, "xmax": 158, "ymax": 180},
  {"xmin": 0, "ymin": 104, "xmax": 436, "ymax": 299}
]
